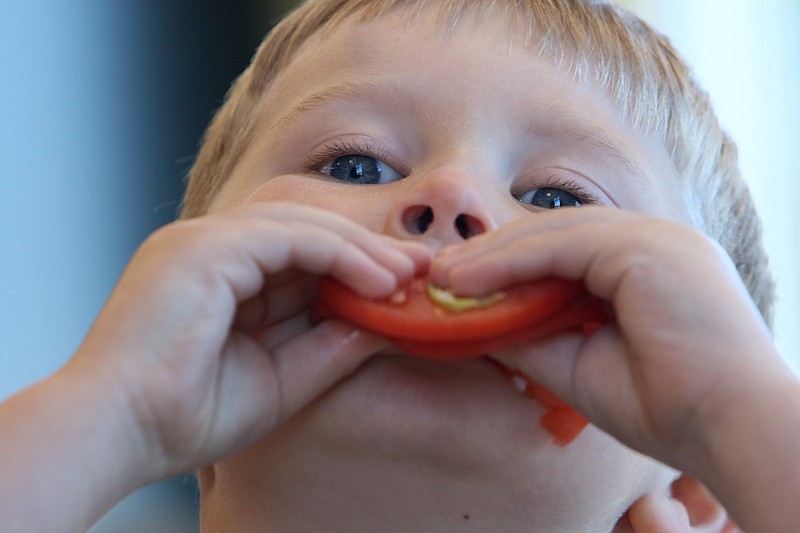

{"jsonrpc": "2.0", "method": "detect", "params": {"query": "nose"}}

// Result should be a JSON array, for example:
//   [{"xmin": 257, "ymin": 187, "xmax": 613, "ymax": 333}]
[{"xmin": 384, "ymin": 168, "xmax": 496, "ymax": 248}]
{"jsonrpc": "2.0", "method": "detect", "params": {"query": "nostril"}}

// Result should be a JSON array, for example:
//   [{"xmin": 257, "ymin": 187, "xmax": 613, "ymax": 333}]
[
  {"xmin": 416, "ymin": 207, "xmax": 434, "ymax": 233},
  {"xmin": 455, "ymin": 213, "xmax": 486, "ymax": 239},
  {"xmin": 402, "ymin": 205, "xmax": 434, "ymax": 234}
]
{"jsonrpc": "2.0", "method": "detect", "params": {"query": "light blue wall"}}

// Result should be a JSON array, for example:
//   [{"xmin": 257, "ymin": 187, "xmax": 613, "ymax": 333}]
[
  {"xmin": 1, "ymin": 3, "xmax": 199, "ymax": 530},
  {"xmin": 1, "ymin": 2, "xmax": 182, "ymax": 399}
]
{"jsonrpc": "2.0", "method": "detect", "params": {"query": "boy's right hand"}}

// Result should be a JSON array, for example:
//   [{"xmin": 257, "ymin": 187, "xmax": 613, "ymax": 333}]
[{"xmin": 69, "ymin": 201, "xmax": 430, "ymax": 482}]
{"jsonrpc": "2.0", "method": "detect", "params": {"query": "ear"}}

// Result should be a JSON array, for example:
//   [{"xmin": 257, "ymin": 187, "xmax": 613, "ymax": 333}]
[{"xmin": 624, "ymin": 474, "xmax": 741, "ymax": 532}]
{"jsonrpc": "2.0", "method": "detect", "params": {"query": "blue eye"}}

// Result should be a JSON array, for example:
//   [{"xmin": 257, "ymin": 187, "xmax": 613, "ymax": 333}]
[
  {"xmin": 517, "ymin": 187, "xmax": 583, "ymax": 209},
  {"xmin": 321, "ymin": 154, "xmax": 403, "ymax": 185}
]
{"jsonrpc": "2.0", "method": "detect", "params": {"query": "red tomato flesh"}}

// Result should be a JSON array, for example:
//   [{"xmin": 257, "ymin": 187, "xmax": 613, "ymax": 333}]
[{"xmin": 314, "ymin": 276, "xmax": 609, "ymax": 359}]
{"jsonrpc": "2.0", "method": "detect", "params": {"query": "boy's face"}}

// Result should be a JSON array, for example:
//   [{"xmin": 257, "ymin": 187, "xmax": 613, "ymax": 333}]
[{"xmin": 207, "ymin": 7, "xmax": 686, "ymax": 531}]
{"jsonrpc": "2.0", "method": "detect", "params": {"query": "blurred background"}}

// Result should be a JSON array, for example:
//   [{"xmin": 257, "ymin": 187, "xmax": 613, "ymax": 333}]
[{"xmin": 1, "ymin": 1, "xmax": 797, "ymax": 531}]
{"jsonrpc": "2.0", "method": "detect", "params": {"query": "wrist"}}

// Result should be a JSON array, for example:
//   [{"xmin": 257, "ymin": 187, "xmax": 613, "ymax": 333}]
[
  {"xmin": 0, "ymin": 358, "xmax": 161, "ymax": 532},
  {"xmin": 56, "ymin": 355, "xmax": 165, "ymax": 489}
]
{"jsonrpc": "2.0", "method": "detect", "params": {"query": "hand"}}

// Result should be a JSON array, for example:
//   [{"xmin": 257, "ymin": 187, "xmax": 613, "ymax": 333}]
[
  {"xmin": 70, "ymin": 201, "xmax": 431, "ymax": 481},
  {"xmin": 430, "ymin": 207, "xmax": 784, "ymax": 468}
]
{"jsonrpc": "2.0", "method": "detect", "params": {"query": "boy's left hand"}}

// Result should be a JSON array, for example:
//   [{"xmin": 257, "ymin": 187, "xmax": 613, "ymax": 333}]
[{"xmin": 429, "ymin": 207, "xmax": 787, "ymax": 472}]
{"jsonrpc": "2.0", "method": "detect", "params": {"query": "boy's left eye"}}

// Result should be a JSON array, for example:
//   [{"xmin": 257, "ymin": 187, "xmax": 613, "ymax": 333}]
[
  {"xmin": 516, "ymin": 187, "xmax": 583, "ymax": 208},
  {"xmin": 321, "ymin": 154, "xmax": 403, "ymax": 185}
]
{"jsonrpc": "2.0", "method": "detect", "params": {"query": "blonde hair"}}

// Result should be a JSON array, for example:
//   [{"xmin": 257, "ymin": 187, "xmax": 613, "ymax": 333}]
[{"xmin": 182, "ymin": 0, "xmax": 774, "ymax": 325}]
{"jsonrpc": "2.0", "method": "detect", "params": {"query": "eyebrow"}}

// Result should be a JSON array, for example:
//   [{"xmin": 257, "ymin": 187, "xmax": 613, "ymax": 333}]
[
  {"xmin": 544, "ymin": 114, "xmax": 653, "ymax": 182},
  {"xmin": 270, "ymin": 80, "xmax": 414, "ymax": 133},
  {"xmin": 270, "ymin": 79, "xmax": 654, "ymax": 181}
]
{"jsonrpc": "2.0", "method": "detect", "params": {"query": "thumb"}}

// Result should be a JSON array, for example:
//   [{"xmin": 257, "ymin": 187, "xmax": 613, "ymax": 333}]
[
  {"xmin": 192, "ymin": 320, "xmax": 383, "ymax": 467},
  {"xmin": 495, "ymin": 327, "xmax": 635, "ymax": 437},
  {"xmin": 265, "ymin": 319, "xmax": 386, "ymax": 426}
]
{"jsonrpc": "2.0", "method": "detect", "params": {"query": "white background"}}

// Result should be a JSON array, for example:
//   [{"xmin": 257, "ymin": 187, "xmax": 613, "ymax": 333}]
[{"xmin": 619, "ymin": 0, "xmax": 800, "ymax": 372}]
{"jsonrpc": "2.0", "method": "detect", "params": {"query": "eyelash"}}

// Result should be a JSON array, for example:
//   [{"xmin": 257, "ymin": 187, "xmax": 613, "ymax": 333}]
[
  {"xmin": 523, "ymin": 175, "xmax": 600, "ymax": 206},
  {"xmin": 303, "ymin": 138, "xmax": 599, "ymax": 205},
  {"xmin": 304, "ymin": 139, "xmax": 396, "ymax": 175}
]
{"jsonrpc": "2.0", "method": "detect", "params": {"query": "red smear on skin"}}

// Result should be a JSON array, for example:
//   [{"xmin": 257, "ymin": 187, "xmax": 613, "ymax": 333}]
[
  {"xmin": 510, "ymin": 370, "xmax": 589, "ymax": 446},
  {"xmin": 540, "ymin": 409, "xmax": 590, "ymax": 446}
]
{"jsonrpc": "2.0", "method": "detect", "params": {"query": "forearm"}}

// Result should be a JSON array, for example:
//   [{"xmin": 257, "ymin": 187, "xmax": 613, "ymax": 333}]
[
  {"xmin": 0, "ymin": 361, "xmax": 154, "ymax": 533},
  {"xmin": 686, "ymin": 360, "xmax": 800, "ymax": 533}
]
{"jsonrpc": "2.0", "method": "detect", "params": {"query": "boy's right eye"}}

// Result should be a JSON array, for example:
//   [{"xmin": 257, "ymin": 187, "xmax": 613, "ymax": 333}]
[{"xmin": 320, "ymin": 154, "xmax": 403, "ymax": 185}]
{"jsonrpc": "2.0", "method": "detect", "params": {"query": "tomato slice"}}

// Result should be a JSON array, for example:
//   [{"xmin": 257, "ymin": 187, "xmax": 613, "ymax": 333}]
[{"xmin": 313, "ymin": 276, "xmax": 609, "ymax": 359}]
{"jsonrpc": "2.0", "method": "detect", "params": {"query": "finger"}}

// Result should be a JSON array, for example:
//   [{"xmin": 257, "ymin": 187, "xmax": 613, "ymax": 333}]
[
  {"xmin": 133, "ymin": 217, "xmax": 407, "ymax": 337},
  {"xmin": 253, "ymin": 312, "xmax": 311, "ymax": 352},
  {"xmin": 433, "ymin": 211, "xmax": 689, "ymax": 298},
  {"xmin": 181, "ymin": 218, "xmax": 405, "ymax": 304},
  {"xmin": 234, "ymin": 274, "xmax": 317, "ymax": 331},
  {"xmin": 570, "ymin": 325, "xmax": 692, "ymax": 459},
  {"xmin": 190, "ymin": 320, "xmax": 384, "ymax": 464},
  {"xmin": 267, "ymin": 320, "xmax": 387, "ymax": 426},
  {"xmin": 218, "ymin": 202, "xmax": 432, "ymax": 280},
  {"xmin": 433, "ymin": 221, "xmax": 619, "ymax": 295},
  {"xmin": 495, "ymin": 333, "xmax": 585, "ymax": 403},
  {"xmin": 571, "ymin": 326, "xmax": 646, "ymax": 436},
  {"xmin": 432, "ymin": 207, "xmax": 628, "ymax": 275},
  {"xmin": 495, "ymin": 327, "xmax": 649, "ymax": 449}
]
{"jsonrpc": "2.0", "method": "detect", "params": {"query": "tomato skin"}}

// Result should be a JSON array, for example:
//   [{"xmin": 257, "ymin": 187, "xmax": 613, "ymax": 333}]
[{"xmin": 314, "ymin": 276, "xmax": 609, "ymax": 359}]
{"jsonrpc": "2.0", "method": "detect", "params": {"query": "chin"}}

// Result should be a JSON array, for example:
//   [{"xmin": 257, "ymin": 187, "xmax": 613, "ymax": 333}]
[
  {"xmin": 268, "ymin": 350, "xmax": 656, "ymax": 483},
  {"xmin": 202, "ymin": 352, "xmax": 671, "ymax": 532},
  {"xmin": 308, "ymin": 352, "xmax": 548, "ymax": 459}
]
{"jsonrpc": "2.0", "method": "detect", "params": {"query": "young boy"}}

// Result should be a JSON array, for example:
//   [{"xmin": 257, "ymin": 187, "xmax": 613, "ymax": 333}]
[{"xmin": 2, "ymin": 0, "xmax": 797, "ymax": 531}]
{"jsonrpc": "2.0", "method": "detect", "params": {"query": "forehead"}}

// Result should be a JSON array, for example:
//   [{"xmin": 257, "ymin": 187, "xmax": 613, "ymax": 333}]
[
  {"xmin": 257, "ymin": 0, "xmax": 648, "ymax": 139},
  {"xmin": 264, "ymin": 5, "xmax": 583, "ymax": 134},
  {"xmin": 271, "ymin": 7, "xmax": 531, "ymax": 105}
]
